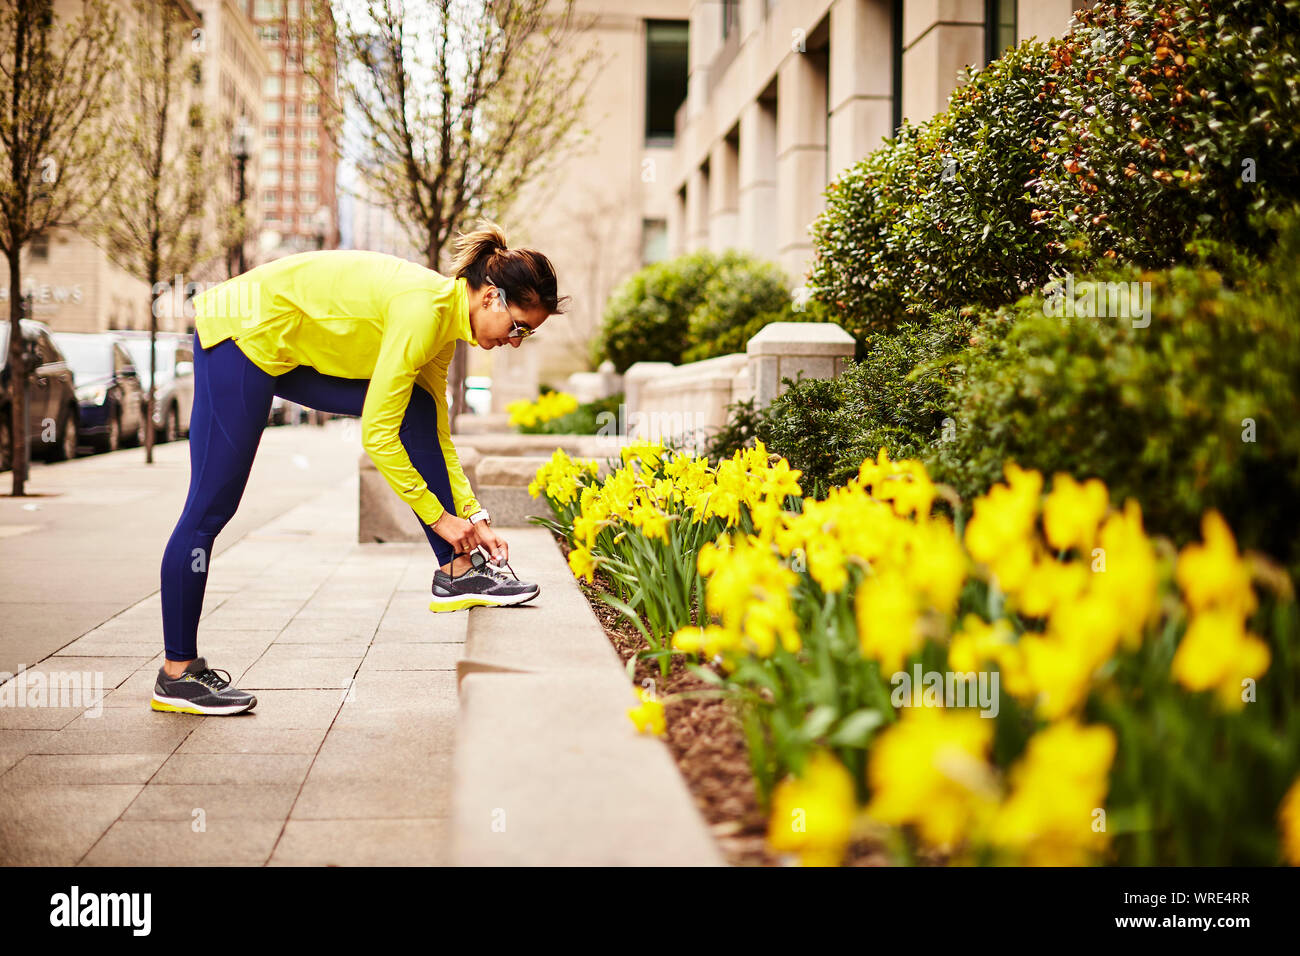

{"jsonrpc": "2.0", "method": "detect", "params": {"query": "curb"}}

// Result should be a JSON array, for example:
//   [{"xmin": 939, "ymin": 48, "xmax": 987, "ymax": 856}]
[{"xmin": 447, "ymin": 527, "xmax": 724, "ymax": 866}]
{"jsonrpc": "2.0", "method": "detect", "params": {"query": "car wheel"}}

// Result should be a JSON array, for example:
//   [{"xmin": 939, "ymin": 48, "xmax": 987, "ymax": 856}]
[
  {"xmin": 96, "ymin": 412, "xmax": 120, "ymax": 454},
  {"xmin": 0, "ymin": 415, "xmax": 12, "ymax": 472},
  {"xmin": 135, "ymin": 414, "xmax": 146, "ymax": 447},
  {"xmin": 164, "ymin": 405, "xmax": 179, "ymax": 443},
  {"xmin": 48, "ymin": 405, "xmax": 77, "ymax": 462}
]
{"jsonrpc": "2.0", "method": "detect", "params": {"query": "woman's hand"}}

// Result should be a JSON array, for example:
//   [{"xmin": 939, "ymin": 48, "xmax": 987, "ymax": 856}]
[
  {"xmin": 431, "ymin": 512, "xmax": 482, "ymax": 556},
  {"xmin": 475, "ymin": 523, "xmax": 509, "ymax": 565}
]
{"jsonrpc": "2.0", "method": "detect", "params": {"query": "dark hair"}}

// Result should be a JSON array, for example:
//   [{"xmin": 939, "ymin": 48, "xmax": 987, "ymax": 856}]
[{"xmin": 450, "ymin": 217, "xmax": 571, "ymax": 316}]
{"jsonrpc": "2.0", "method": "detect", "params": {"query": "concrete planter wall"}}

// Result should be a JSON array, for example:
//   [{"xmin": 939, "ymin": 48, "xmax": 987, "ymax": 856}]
[{"xmin": 623, "ymin": 321, "xmax": 856, "ymax": 448}]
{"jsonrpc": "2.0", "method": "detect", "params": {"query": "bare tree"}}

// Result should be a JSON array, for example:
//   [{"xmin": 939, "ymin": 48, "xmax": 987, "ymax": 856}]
[
  {"xmin": 0, "ymin": 0, "xmax": 119, "ymax": 494},
  {"xmin": 90, "ymin": 0, "xmax": 237, "ymax": 464},
  {"xmin": 298, "ymin": 0, "xmax": 601, "ymax": 419},
  {"xmin": 563, "ymin": 183, "xmax": 641, "ymax": 369}
]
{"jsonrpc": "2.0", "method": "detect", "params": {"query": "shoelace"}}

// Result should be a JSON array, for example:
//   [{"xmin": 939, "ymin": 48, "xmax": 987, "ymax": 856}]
[
  {"xmin": 193, "ymin": 667, "xmax": 233, "ymax": 690},
  {"xmin": 457, "ymin": 549, "xmax": 522, "ymax": 583}
]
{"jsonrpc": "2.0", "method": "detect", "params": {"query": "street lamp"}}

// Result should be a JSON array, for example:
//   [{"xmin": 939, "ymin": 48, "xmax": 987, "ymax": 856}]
[{"xmin": 231, "ymin": 114, "xmax": 252, "ymax": 275}]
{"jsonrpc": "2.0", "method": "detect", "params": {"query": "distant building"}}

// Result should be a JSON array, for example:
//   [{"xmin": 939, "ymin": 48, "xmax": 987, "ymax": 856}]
[
  {"xmin": 9, "ymin": 0, "xmax": 268, "ymax": 333},
  {"xmin": 495, "ymin": 2, "xmax": 691, "ymax": 410},
  {"xmin": 496, "ymin": 0, "xmax": 1087, "ymax": 402},
  {"xmin": 246, "ymin": 0, "xmax": 340, "ymax": 258},
  {"xmin": 669, "ymin": 0, "xmax": 1090, "ymax": 280}
]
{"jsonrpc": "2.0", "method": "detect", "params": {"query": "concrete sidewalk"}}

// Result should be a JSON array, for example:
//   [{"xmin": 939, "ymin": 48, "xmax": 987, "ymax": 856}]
[
  {"xmin": 0, "ymin": 418, "xmax": 722, "ymax": 866},
  {"xmin": 0, "ymin": 467, "xmax": 464, "ymax": 865}
]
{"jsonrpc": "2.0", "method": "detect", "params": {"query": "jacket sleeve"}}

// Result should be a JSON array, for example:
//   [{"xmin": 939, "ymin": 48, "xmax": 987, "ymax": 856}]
[
  {"xmin": 419, "ymin": 343, "xmax": 482, "ymax": 521},
  {"xmin": 361, "ymin": 286, "xmax": 455, "ymax": 526}
]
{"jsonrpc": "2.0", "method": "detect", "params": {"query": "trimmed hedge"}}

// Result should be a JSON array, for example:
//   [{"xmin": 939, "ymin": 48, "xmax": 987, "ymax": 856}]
[
  {"xmin": 808, "ymin": 0, "xmax": 1300, "ymax": 335},
  {"xmin": 927, "ymin": 212, "xmax": 1300, "ymax": 568}
]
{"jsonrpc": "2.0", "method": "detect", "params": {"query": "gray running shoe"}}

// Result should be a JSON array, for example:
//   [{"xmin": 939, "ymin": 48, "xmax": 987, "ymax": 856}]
[
  {"xmin": 151, "ymin": 657, "xmax": 257, "ymax": 716},
  {"xmin": 430, "ymin": 549, "xmax": 540, "ymax": 611}
]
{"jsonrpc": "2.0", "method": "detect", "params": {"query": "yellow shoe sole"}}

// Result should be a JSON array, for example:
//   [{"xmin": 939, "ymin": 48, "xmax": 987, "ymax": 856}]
[
  {"xmin": 429, "ymin": 596, "xmax": 497, "ymax": 612},
  {"xmin": 150, "ymin": 694, "xmax": 256, "ymax": 715},
  {"xmin": 151, "ymin": 699, "xmax": 206, "ymax": 715},
  {"xmin": 429, "ymin": 589, "xmax": 540, "ymax": 613}
]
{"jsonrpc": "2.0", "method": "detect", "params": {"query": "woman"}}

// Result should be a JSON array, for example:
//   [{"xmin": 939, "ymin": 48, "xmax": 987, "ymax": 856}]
[{"xmin": 152, "ymin": 220, "xmax": 569, "ymax": 716}]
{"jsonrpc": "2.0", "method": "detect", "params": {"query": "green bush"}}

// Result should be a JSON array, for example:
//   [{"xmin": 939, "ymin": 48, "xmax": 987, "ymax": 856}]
[
  {"xmin": 682, "ymin": 254, "xmax": 817, "ymax": 362},
  {"xmin": 808, "ymin": 40, "xmax": 1069, "ymax": 333},
  {"xmin": 517, "ymin": 392, "xmax": 625, "ymax": 436},
  {"xmin": 1037, "ymin": 0, "xmax": 1300, "ymax": 268},
  {"xmin": 927, "ymin": 211, "xmax": 1300, "ymax": 570},
  {"xmin": 808, "ymin": 0, "xmax": 1300, "ymax": 335},
  {"xmin": 703, "ymin": 310, "xmax": 978, "ymax": 497},
  {"xmin": 595, "ymin": 249, "xmax": 844, "ymax": 370}
]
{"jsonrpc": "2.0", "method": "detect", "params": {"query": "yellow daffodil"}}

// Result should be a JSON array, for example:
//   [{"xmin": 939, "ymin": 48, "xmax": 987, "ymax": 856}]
[
  {"xmin": 866, "ymin": 706, "xmax": 997, "ymax": 848},
  {"xmin": 855, "ymin": 569, "xmax": 922, "ymax": 675},
  {"xmin": 1279, "ymin": 777, "xmax": 1300, "ymax": 866},
  {"xmin": 1171, "ymin": 609, "xmax": 1271, "ymax": 710},
  {"xmin": 627, "ymin": 687, "xmax": 666, "ymax": 737},
  {"xmin": 567, "ymin": 545, "xmax": 597, "ymax": 584},
  {"xmin": 990, "ymin": 721, "xmax": 1115, "ymax": 866},
  {"xmin": 768, "ymin": 750, "xmax": 859, "ymax": 866},
  {"xmin": 1176, "ymin": 511, "xmax": 1257, "ymax": 618},
  {"xmin": 1043, "ymin": 473, "xmax": 1109, "ymax": 553}
]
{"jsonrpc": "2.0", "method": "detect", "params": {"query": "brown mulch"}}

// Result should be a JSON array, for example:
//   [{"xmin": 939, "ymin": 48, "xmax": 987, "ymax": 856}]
[{"xmin": 551, "ymin": 530, "xmax": 780, "ymax": 866}]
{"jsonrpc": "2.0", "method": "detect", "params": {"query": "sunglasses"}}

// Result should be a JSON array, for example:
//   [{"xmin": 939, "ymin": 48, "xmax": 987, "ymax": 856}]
[{"xmin": 488, "ymin": 280, "xmax": 535, "ymax": 340}]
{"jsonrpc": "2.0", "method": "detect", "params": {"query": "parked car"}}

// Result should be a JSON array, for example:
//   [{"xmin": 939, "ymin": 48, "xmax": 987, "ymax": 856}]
[
  {"xmin": 0, "ymin": 319, "xmax": 81, "ymax": 469},
  {"xmin": 114, "ymin": 331, "xmax": 195, "ymax": 443},
  {"xmin": 51, "ymin": 331, "xmax": 146, "ymax": 454}
]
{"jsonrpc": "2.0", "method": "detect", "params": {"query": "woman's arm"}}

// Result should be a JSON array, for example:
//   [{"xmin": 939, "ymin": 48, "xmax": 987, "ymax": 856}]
[
  {"xmin": 361, "ymin": 286, "xmax": 452, "ymax": 526},
  {"xmin": 419, "ymin": 341, "xmax": 483, "ymax": 521}
]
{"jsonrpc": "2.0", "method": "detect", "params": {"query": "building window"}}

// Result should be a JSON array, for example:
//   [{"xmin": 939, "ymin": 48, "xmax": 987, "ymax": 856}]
[
  {"xmin": 283, "ymin": 168, "xmax": 295, "ymax": 182},
  {"xmin": 265, "ymin": 125, "xmax": 280, "ymax": 139},
  {"xmin": 985, "ymin": 0, "xmax": 1017, "ymax": 64},
  {"xmin": 645, "ymin": 20, "xmax": 688, "ymax": 146},
  {"xmin": 303, "ymin": 101, "xmax": 318, "ymax": 117},
  {"xmin": 641, "ymin": 219, "xmax": 667, "ymax": 266},
  {"xmin": 284, "ymin": 149, "xmax": 297, "ymax": 165},
  {"xmin": 301, "ymin": 169, "xmax": 317, "ymax": 184},
  {"xmin": 31, "ymin": 232, "xmax": 50, "ymax": 261},
  {"xmin": 286, "ymin": 102, "xmax": 297, "ymax": 117},
  {"xmin": 263, "ymin": 148, "xmax": 280, "ymax": 166},
  {"xmin": 302, "ymin": 191, "xmax": 317, "ymax": 205},
  {"xmin": 722, "ymin": 0, "xmax": 739, "ymax": 40},
  {"xmin": 284, "ymin": 126, "xmax": 297, "ymax": 139},
  {"xmin": 264, "ymin": 100, "xmax": 281, "ymax": 120},
  {"xmin": 264, "ymin": 75, "xmax": 281, "ymax": 96},
  {"xmin": 263, "ymin": 190, "xmax": 278, "ymax": 204}
]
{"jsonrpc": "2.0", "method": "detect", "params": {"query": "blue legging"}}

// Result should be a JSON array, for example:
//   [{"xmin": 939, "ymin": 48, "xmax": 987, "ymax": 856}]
[{"xmin": 160, "ymin": 337, "xmax": 456, "ymax": 661}]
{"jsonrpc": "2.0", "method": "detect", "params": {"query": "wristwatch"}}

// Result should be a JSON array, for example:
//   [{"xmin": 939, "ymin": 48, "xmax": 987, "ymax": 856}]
[{"xmin": 468, "ymin": 509, "xmax": 491, "ymax": 525}]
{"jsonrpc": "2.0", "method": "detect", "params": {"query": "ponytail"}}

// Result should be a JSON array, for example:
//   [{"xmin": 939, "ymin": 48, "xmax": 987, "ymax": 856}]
[{"xmin": 450, "ymin": 216, "xmax": 571, "ymax": 316}]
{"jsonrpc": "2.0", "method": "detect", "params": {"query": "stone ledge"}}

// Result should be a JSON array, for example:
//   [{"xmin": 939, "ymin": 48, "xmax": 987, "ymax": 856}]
[
  {"xmin": 450, "ymin": 672, "xmax": 723, "ymax": 865},
  {"xmin": 449, "ymin": 527, "xmax": 723, "ymax": 866}
]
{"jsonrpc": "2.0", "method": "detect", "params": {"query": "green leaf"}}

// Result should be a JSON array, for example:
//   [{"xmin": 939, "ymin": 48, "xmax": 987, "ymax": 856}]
[{"xmin": 829, "ymin": 709, "xmax": 885, "ymax": 746}]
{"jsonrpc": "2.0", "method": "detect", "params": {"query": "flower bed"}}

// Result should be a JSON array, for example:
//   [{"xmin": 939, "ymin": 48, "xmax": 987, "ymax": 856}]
[{"xmin": 530, "ymin": 441, "xmax": 1300, "ymax": 867}]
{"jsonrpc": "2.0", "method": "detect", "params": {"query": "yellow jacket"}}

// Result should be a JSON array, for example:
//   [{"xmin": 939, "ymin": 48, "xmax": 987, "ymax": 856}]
[{"xmin": 191, "ymin": 249, "xmax": 481, "ymax": 526}]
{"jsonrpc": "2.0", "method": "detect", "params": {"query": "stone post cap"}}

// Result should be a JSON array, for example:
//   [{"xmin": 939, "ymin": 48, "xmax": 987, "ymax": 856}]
[
  {"xmin": 623, "ymin": 361, "xmax": 678, "ymax": 382},
  {"xmin": 746, "ymin": 321, "xmax": 857, "ymax": 356}
]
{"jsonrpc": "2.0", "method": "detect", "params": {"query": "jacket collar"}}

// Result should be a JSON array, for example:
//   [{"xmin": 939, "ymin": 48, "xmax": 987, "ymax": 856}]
[{"xmin": 453, "ymin": 276, "xmax": 478, "ymax": 347}]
